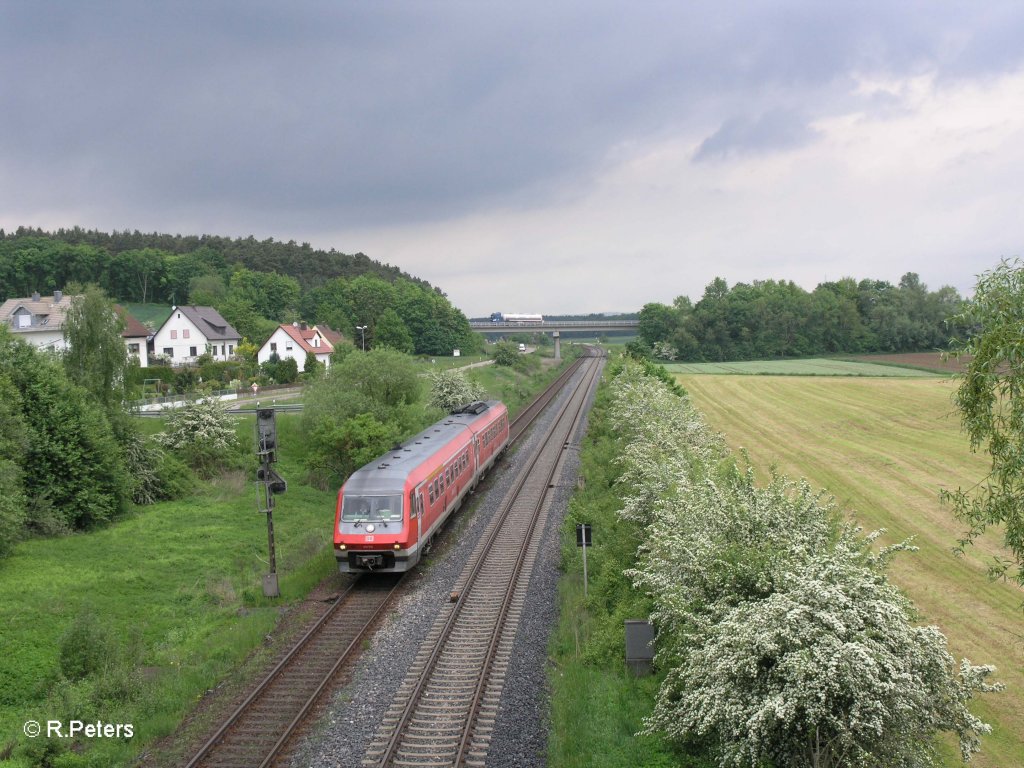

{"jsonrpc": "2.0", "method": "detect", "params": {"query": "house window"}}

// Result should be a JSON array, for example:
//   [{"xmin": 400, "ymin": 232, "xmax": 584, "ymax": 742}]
[
  {"xmin": 228, "ymin": 344, "xmax": 234, "ymax": 355},
  {"xmin": 270, "ymin": 342, "xmax": 277, "ymax": 352},
  {"xmin": 183, "ymin": 329, "xmax": 190, "ymax": 339},
  {"xmin": 128, "ymin": 343, "xmax": 140, "ymax": 354},
  {"xmin": 286, "ymin": 342, "xmax": 293, "ymax": 350},
  {"xmin": 190, "ymin": 346, "xmax": 197, "ymax": 357},
  {"xmin": 170, "ymin": 329, "xmax": 177, "ymax": 339},
  {"xmin": 163, "ymin": 347, "xmax": 174, "ymax": 357}
]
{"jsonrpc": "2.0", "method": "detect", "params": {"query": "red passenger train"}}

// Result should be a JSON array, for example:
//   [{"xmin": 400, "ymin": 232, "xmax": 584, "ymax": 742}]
[{"xmin": 333, "ymin": 400, "xmax": 510, "ymax": 572}]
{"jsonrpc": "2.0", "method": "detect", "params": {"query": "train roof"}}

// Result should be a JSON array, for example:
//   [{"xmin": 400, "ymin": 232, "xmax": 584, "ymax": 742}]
[{"xmin": 342, "ymin": 400, "xmax": 503, "ymax": 495}]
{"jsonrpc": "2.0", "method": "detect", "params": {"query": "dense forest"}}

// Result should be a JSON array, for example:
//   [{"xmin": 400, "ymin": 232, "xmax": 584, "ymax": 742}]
[
  {"xmin": 635, "ymin": 273, "xmax": 965, "ymax": 361},
  {"xmin": 0, "ymin": 227, "xmax": 480, "ymax": 356}
]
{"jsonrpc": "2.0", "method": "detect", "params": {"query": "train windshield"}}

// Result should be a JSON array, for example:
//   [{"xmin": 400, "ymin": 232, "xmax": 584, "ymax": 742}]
[{"xmin": 341, "ymin": 494, "xmax": 403, "ymax": 524}]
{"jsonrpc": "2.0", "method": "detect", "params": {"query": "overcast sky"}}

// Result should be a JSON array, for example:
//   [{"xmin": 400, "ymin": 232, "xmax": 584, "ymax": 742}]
[{"xmin": 3, "ymin": 2, "xmax": 1023, "ymax": 316}]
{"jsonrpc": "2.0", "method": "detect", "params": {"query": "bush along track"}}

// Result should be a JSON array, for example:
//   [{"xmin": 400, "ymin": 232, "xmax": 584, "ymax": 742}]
[{"xmin": 552, "ymin": 357, "xmax": 1002, "ymax": 768}]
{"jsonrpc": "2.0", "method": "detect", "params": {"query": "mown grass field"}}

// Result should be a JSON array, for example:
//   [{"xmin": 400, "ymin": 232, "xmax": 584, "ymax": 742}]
[
  {"xmin": 677, "ymin": 372, "xmax": 1024, "ymax": 767},
  {"xmin": 664, "ymin": 358, "xmax": 945, "ymax": 376}
]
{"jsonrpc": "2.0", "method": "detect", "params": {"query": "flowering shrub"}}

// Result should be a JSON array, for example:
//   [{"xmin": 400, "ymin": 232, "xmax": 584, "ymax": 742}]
[
  {"xmin": 427, "ymin": 368, "xmax": 485, "ymax": 413},
  {"xmin": 154, "ymin": 399, "xmax": 241, "ymax": 476},
  {"xmin": 607, "ymin": 362, "xmax": 1002, "ymax": 767}
]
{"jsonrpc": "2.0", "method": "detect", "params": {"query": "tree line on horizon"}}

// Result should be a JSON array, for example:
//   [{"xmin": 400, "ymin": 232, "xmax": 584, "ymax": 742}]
[
  {"xmin": 0, "ymin": 227, "xmax": 481, "ymax": 356},
  {"xmin": 635, "ymin": 272, "xmax": 965, "ymax": 361}
]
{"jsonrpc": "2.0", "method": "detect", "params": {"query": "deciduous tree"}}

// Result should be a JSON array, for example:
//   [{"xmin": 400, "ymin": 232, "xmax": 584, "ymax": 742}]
[
  {"xmin": 63, "ymin": 284, "xmax": 129, "ymax": 411},
  {"xmin": 944, "ymin": 257, "xmax": 1024, "ymax": 587}
]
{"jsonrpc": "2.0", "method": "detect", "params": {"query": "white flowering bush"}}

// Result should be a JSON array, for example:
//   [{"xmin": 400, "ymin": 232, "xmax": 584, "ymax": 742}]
[
  {"xmin": 427, "ymin": 368, "xmax": 485, "ymax": 414},
  {"xmin": 605, "ymin": 361, "xmax": 1002, "ymax": 767},
  {"xmin": 154, "ymin": 398, "xmax": 241, "ymax": 476}
]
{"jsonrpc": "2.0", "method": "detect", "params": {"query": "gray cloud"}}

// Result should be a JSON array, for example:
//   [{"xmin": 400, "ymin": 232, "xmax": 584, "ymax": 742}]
[
  {"xmin": 6, "ymin": 2, "xmax": 1024, "ymax": 226},
  {"xmin": 693, "ymin": 110, "xmax": 819, "ymax": 161},
  {"xmin": 2, "ymin": 1, "xmax": 1024, "ymax": 312}
]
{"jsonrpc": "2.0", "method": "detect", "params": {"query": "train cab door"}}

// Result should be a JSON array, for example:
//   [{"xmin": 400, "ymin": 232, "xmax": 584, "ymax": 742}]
[{"xmin": 413, "ymin": 483, "xmax": 425, "ymax": 543}]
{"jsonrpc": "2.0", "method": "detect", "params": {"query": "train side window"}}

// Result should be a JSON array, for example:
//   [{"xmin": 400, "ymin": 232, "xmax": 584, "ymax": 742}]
[{"xmin": 429, "ymin": 485, "xmax": 435, "ymax": 504}]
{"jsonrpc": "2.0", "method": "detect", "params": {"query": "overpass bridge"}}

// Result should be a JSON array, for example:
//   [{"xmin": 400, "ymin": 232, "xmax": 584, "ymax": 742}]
[{"xmin": 468, "ymin": 319, "xmax": 639, "ymax": 358}]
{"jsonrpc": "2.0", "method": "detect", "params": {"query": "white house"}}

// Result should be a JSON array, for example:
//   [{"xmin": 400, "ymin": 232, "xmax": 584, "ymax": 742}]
[
  {"xmin": 257, "ymin": 323, "xmax": 337, "ymax": 371},
  {"xmin": 0, "ymin": 291, "xmax": 150, "ymax": 365},
  {"xmin": 151, "ymin": 305, "xmax": 240, "ymax": 364},
  {"xmin": 0, "ymin": 290, "xmax": 74, "ymax": 352}
]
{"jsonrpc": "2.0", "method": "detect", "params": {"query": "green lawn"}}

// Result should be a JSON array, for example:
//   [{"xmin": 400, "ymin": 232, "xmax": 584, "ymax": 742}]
[
  {"xmin": 678, "ymin": 374, "xmax": 1024, "ymax": 768},
  {"xmin": 120, "ymin": 302, "xmax": 172, "ymax": 330},
  {"xmin": 0, "ymin": 414, "xmax": 338, "ymax": 766},
  {"xmin": 664, "ymin": 358, "xmax": 943, "ymax": 376}
]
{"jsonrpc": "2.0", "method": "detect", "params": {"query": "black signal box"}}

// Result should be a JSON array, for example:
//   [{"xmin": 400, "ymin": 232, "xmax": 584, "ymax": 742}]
[{"xmin": 256, "ymin": 408, "xmax": 278, "ymax": 463}]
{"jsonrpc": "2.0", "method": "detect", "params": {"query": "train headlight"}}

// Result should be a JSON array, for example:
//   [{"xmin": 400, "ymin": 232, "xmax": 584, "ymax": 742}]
[
  {"xmin": 366, "ymin": 524, "xmax": 375, "ymax": 533},
  {"xmin": 338, "ymin": 544, "xmax": 346, "ymax": 550},
  {"xmin": 394, "ymin": 544, "xmax": 400, "ymax": 550}
]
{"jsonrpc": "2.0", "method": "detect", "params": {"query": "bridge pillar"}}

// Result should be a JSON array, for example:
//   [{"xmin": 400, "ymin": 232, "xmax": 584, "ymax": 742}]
[{"xmin": 552, "ymin": 331, "xmax": 560, "ymax": 360}]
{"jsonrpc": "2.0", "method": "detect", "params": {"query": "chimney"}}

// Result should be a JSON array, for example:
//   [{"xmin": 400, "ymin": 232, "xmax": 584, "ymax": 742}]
[
  {"xmin": 32, "ymin": 291, "xmax": 40, "ymax": 302},
  {"xmin": 54, "ymin": 290, "xmax": 62, "ymax": 303}
]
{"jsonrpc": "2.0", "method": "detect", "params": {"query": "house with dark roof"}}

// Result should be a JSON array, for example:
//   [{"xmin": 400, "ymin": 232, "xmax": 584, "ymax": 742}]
[
  {"xmin": 0, "ymin": 290, "xmax": 74, "ymax": 351},
  {"xmin": 151, "ymin": 305, "xmax": 241, "ymax": 364},
  {"xmin": 257, "ymin": 322, "xmax": 338, "ymax": 371}
]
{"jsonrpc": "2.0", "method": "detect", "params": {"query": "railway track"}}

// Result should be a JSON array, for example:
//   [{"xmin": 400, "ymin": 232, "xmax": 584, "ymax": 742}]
[
  {"xmin": 179, "ymin": 349, "xmax": 600, "ymax": 768},
  {"xmin": 363, "ymin": 351, "xmax": 604, "ymax": 767},
  {"xmin": 183, "ymin": 575, "xmax": 401, "ymax": 768}
]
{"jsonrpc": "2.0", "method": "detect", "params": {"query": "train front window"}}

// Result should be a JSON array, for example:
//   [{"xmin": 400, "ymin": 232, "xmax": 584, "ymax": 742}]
[{"xmin": 342, "ymin": 495, "xmax": 403, "ymax": 524}]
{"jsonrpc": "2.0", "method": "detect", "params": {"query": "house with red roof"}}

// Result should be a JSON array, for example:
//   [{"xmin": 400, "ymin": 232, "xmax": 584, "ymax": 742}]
[
  {"xmin": 257, "ymin": 322, "xmax": 338, "ymax": 371},
  {"xmin": 114, "ymin": 305, "xmax": 152, "ymax": 367}
]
